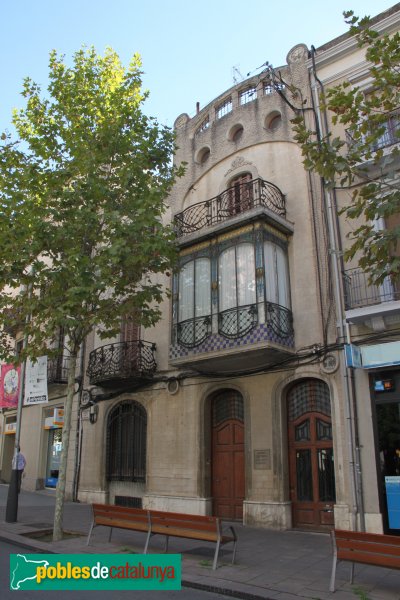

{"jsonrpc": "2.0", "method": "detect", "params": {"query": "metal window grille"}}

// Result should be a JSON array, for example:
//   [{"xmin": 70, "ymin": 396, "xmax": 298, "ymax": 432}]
[
  {"xmin": 212, "ymin": 390, "xmax": 244, "ymax": 426},
  {"xmin": 106, "ymin": 401, "xmax": 147, "ymax": 482},
  {"xmin": 287, "ymin": 379, "xmax": 331, "ymax": 421},
  {"xmin": 263, "ymin": 82, "xmax": 285, "ymax": 95},
  {"xmin": 216, "ymin": 97, "xmax": 232, "ymax": 119},
  {"xmin": 195, "ymin": 116, "xmax": 210, "ymax": 135},
  {"xmin": 240, "ymin": 87, "xmax": 257, "ymax": 105},
  {"xmin": 114, "ymin": 496, "xmax": 143, "ymax": 508}
]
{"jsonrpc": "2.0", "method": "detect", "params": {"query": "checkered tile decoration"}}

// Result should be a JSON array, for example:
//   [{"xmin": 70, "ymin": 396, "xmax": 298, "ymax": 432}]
[{"xmin": 170, "ymin": 322, "xmax": 294, "ymax": 360}]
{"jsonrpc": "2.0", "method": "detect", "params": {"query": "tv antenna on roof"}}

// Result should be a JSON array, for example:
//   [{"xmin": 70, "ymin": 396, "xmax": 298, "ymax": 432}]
[{"xmin": 232, "ymin": 66, "xmax": 245, "ymax": 84}]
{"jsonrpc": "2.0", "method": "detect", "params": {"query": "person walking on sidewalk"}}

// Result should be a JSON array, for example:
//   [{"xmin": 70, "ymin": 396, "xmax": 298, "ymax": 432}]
[{"xmin": 12, "ymin": 448, "xmax": 26, "ymax": 493}]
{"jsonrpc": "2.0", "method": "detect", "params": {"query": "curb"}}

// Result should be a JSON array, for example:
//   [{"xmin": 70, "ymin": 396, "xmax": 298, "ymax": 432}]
[{"xmin": 183, "ymin": 579, "xmax": 275, "ymax": 600}]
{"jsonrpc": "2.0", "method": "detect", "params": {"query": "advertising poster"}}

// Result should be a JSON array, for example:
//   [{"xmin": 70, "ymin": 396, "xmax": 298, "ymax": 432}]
[
  {"xmin": 0, "ymin": 364, "xmax": 21, "ymax": 408},
  {"xmin": 24, "ymin": 356, "xmax": 49, "ymax": 405}
]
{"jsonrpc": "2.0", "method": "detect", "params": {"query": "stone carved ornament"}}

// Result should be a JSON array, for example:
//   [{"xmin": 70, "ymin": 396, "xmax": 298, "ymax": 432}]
[{"xmin": 224, "ymin": 156, "xmax": 253, "ymax": 177}]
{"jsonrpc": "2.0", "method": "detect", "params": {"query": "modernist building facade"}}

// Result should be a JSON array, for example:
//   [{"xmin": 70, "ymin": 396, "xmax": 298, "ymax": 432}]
[{"xmin": 1, "ymin": 4, "xmax": 399, "ymax": 535}]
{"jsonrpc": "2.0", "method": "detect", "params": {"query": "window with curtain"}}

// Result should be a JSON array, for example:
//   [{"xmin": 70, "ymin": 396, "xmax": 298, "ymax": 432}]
[
  {"xmin": 219, "ymin": 243, "xmax": 256, "ymax": 310},
  {"xmin": 218, "ymin": 243, "xmax": 257, "ymax": 338},
  {"xmin": 264, "ymin": 240, "xmax": 292, "ymax": 337},
  {"xmin": 264, "ymin": 241, "xmax": 290, "ymax": 308},
  {"xmin": 177, "ymin": 258, "xmax": 211, "ymax": 347},
  {"xmin": 178, "ymin": 258, "xmax": 211, "ymax": 321}
]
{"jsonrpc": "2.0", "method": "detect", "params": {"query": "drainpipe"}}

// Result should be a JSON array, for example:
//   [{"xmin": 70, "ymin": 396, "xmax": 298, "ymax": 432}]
[{"xmin": 310, "ymin": 47, "xmax": 365, "ymax": 531}]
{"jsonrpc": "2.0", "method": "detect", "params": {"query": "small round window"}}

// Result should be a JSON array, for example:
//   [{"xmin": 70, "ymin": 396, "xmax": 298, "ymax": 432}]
[
  {"xmin": 265, "ymin": 111, "xmax": 282, "ymax": 132},
  {"xmin": 196, "ymin": 146, "xmax": 210, "ymax": 164},
  {"xmin": 228, "ymin": 124, "xmax": 244, "ymax": 143}
]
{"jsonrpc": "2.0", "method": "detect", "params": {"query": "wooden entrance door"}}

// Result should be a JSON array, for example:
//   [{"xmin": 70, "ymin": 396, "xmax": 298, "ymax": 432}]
[
  {"xmin": 287, "ymin": 379, "xmax": 336, "ymax": 530},
  {"xmin": 211, "ymin": 390, "xmax": 245, "ymax": 520}
]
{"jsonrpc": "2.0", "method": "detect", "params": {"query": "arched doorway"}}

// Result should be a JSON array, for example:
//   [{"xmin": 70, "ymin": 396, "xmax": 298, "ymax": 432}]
[
  {"xmin": 287, "ymin": 379, "xmax": 336, "ymax": 530},
  {"xmin": 106, "ymin": 400, "xmax": 147, "ymax": 506},
  {"xmin": 211, "ymin": 389, "xmax": 245, "ymax": 520}
]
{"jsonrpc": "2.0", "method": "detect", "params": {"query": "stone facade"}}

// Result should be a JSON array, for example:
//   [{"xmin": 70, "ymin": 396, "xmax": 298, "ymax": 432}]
[{"xmin": 1, "ymin": 4, "xmax": 399, "ymax": 535}]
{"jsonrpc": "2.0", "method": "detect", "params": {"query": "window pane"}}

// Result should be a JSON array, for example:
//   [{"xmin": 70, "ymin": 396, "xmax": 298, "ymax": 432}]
[
  {"xmin": 179, "ymin": 261, "xmax": 194, "ymax": 321},
  {"xmin": 264, "ymin": 241, "xmax": 290, "ymax": 308},
  {"xmin": 276, "ymin": 245, "xmax": 290, "ymax": 308},
  {"xmin": 237, "ymin": 243, "xmax": 256, "ymax": 306},
  {"xmin": 318, "ymin": 448, "xmax": 336, "ymax": 502},
  {"xmin": 295, "ymin": 419, "xmax": 310, "ymax": 441},
  {"xmin": 195, "ymin": 258, "xmax": 211, "ymax": 317},
  {"xmin": 219, "ymin": 247, "xmax": 237, "ymax": 310},
  {"xmin": 264, "ymin": 241, "xmax": 278, "ymax": 303},
  {"xmin": 317, "ymin": 419, "xmax": 332, "ymax": 441},
  {"xmin": 296, "ymin": 449, "xmax": 313, "ymax": 501}
]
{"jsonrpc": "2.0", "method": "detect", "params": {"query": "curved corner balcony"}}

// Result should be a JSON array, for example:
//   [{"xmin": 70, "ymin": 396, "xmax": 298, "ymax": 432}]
[
  {"xmin": 87, "ymin": 340, "xmax": 157, "ymax": 389},
  {"xmin": 174, "ymin": 177, "xmax": 286, "ymax": 238}
]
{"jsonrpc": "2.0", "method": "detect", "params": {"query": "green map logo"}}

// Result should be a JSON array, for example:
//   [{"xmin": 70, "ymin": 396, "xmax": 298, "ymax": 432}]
[{"xmin": 10, "ymin": 554, "xmax": 181, "ymax": 590}]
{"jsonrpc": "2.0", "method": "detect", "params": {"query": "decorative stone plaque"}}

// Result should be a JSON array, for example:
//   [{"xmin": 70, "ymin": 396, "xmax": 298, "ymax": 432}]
[{"xmin": 254, "ymin": 449, "xmax": 271, "ymax": 470}]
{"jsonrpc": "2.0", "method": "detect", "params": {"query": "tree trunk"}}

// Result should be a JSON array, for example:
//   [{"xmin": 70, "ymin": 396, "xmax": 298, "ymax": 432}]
[{"xmin": 53, "ymin": 350, "xmax": 78, "ymax": 541}]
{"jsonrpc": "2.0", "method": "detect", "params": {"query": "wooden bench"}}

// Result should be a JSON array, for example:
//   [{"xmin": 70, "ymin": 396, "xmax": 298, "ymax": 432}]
[
  {"xmin": 145, "ymin": 509, "xmax": 237, "ymax": 570},
  {"xmin": 87, "ymin": 503, "xmax": 237, "ymax": 570},
  {"xmin": 87, "ymin": 503, "xmax": 150, "ymax": 545},
  {"xmin": 330, "ymin": 529, "xmax": 400, "ymax": 592}
]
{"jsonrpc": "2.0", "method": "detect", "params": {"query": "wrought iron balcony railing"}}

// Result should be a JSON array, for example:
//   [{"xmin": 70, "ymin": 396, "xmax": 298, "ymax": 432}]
[
  {"xmin": 47, "ymin": 356, "xmax": 70, "ymax": 384},
  {"xmin": 176, "ymin": 315, "xmax": 212, "ymax": 348},
  {"xmin": 218, "ymin": 304, "xmax": 258, "ymax": 339},
  {"xmin": 265, "ymin": 301, "xmax": 294, "ymax": 338},
  {"xmin": 346, "ymin": 113, "xmax": 400, "ymax": 153},
  {"xmin": 173, "ymin": 301, "xmax": 293, "ymax": 348},
  {"xmin": 174, "ymin": 177, "xmax": 286, "ymax": 237},
  {"xmin": 87, "ymin": 340, "xmax": 157, "ymax": 386},
  {"xmin": 343, "ymin": 268, "xmax": 400, "ymax": 310}
]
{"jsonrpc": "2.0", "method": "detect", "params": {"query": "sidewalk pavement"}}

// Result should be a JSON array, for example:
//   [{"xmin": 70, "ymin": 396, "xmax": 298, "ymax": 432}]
[{"xmin": 0, "ymin": 484, "xmax": 399, "ymax": 600}]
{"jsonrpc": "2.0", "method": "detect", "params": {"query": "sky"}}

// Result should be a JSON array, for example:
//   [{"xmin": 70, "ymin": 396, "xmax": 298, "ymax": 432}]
[{"xmin": 0, "ymin": 0, "xmax": 396, "ymax": 133}]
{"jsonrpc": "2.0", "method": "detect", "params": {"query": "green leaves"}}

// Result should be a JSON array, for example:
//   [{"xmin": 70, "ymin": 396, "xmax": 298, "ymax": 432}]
[
  {"xmin": 291, "ymin": 12, "xmax": 400, "ymax": 287},
  {"xmin": 0, "ymin": 46, "xmax": 183, "ymax": 363}
]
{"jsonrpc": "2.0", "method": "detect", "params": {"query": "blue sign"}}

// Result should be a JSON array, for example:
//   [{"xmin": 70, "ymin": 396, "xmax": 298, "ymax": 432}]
[
  {"xmin": 45, "ymin": 477, "xmax": 58, "ymax": 488},
  {"xmin": 385, "ymin": 476, "xmax": 400, "ymax": 529},
  {"xmin": 345, "ymin": 344, "xmax": 362, "ymax": 368}
]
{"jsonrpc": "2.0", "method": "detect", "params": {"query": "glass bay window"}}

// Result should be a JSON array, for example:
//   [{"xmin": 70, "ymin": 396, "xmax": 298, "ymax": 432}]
[
  {"xmin": 177, "ymin": 258, "xmax": 211, "ymax": 347},
  {"xmin": 174, "ymin": 227, "xmax": 293, "ymax": 348},
  {"xmin": 218, "ymin": 243, "xmax": 257, "ymax": 338}
]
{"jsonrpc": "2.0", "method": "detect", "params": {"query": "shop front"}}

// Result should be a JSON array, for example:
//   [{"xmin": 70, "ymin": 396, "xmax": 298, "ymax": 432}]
[
  {"xmin": 371, "ymin": 371, "xmax": 400, "ymax": 534},
  {"xmin": 44, "ymin": 407, "xmax": 64, "ymax": 488}
]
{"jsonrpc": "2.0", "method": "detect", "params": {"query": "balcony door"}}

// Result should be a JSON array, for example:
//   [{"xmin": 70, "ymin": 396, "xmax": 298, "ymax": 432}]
[
  {"xmin": 211, "ymin": 390, "xmax": 245, "ymax": 520},
  {"xmin": 227, "ymin": 173, "xmax": 253, "ymax": 215},
  {"xmin": 121, "ymin": 314, "xmax": 140, "ymax": 342},
  {"xmin": 287, "ymin": 379, "xmax": 336, "ymax": 530}
]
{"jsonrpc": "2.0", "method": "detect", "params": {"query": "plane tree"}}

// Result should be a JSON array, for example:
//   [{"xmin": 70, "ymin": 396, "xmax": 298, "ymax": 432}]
[
  {"xmin": 0, "ymin": 47, "xmax": 183, "ymax": 540},
  {"xmin": 291, "ymin": 11, "xmax": 400, "ymax": 285}
]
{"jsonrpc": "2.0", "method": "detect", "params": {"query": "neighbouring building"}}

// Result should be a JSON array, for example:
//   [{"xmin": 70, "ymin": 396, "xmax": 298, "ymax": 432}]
[{"xmin": 1, "ymin": 3, "xmax": 399, "ymax": 535}]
